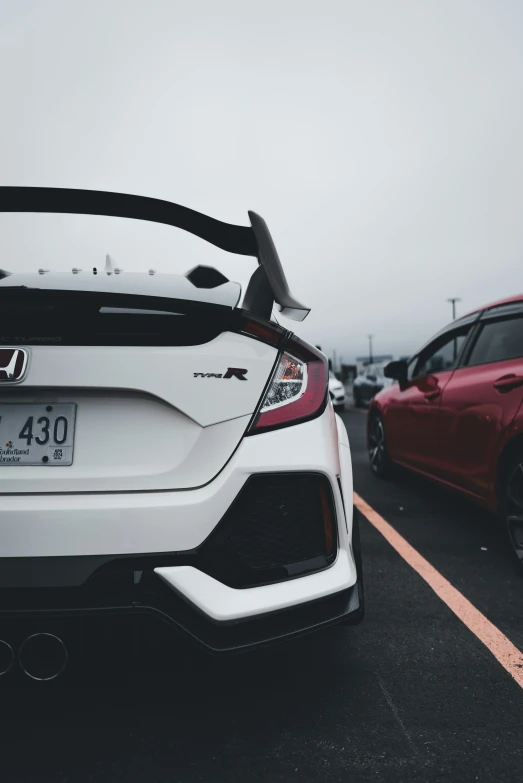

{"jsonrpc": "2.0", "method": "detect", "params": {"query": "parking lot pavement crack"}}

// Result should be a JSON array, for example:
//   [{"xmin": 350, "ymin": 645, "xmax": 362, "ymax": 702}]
[{"xmin": 376, "ymin": 674, "xmax": 419, "ymax": 757}]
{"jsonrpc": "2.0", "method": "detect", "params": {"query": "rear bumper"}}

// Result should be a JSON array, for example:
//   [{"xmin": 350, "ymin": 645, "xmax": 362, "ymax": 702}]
[
  {"xmin": 0, "ymin": 499, "xmax": 364, "ymax": 654},
  {"xmin": 0, "ymin": 409, "xmax": 361, "ymax": 651},
  {"xmin": 0, "ymin": 502, "xmax": 364, "ymax": 653},
  {"xmin": 0, "ymin": 409, "xmax": 346, "ymax": 558},
  {"xmin": 0, "ymin": 576, "xmax": 363, "ymax": 655},
  {"xmin": 0, "ymin": 541, "xmax": 360, "ymax": 653}
]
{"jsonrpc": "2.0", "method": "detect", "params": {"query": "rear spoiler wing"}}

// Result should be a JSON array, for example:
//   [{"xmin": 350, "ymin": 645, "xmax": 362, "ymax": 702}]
[{"xmin": 0, "ymin": 187, "xmax": 309, "ymax": 322}]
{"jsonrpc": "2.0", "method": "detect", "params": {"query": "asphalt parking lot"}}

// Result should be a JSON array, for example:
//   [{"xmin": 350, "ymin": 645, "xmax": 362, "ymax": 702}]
[{"xmin": 1, "ymin": 405, "xmax": 523, "ymax": 783}]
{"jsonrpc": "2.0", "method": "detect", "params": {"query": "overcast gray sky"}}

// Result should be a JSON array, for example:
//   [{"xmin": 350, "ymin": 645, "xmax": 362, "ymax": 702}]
[{"xmin": 1, "ymin": 0, "xmax": 522, "ymax": 364}]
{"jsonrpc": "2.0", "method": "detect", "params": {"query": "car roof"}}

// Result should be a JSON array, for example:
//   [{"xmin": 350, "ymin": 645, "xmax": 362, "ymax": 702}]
[
  {"xmin": 0, "ymin": 271, "xmax": 242, "ymax": 308},
  {"xmin": 409, "ymin": 292, "xmax": 523, "ymax": 360},
  {"xmin": 462, "ymin": 293, "xmax": 523, "ymax": 318}
]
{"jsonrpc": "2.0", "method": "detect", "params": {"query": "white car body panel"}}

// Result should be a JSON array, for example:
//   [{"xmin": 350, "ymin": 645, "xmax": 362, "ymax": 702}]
[
  {"xmin": 4, "ymin": 336, "xmax": 276, "ymax": 427},
  {"xmin": 0, "ymin": 336, "xmax": 278, "ymax": 492},
  {"xmin": 0, "ymin": 407, "xmax": 352, "ymax": 560},
  {"xmin": 0, "ymin": 405, "xmax": 357, "ymax": 620},
  {"xmin": 0, "ymin": 271, "xmax": 242, "ymax": 308},
  {"xmin": 336, "ymin": 412, "xmax": 354, "ymax": 538}
]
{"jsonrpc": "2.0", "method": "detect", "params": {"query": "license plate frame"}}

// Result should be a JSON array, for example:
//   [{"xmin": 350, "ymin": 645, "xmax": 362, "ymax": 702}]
[{"xmin": 0, "ymin": 403, "xmax": 77, "ymax": 466}]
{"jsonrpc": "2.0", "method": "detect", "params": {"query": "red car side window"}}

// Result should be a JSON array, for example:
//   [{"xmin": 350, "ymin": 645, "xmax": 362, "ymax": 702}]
[
  {"xmin": 412, "ymin": 327, "xmax": 470, "ymax": 379},
  {"xmin": 465, "ymin": 316, "xmax": 523, "ymax": 367}
]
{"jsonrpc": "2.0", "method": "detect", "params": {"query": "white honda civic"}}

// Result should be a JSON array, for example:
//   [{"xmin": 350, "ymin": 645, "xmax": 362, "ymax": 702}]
[{"xmin": 0, "ymin": 187, "xmax": 363, "ymax": 679}]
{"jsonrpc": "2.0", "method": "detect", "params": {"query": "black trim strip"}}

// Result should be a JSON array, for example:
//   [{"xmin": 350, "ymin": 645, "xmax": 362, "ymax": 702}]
[
  {"xmin": 481, "ymin": 302, "xmax": 523, "ymax": 319},
  {"xmin": 0, "ymin": 582, "xmax": 362, "ymax": 654}
]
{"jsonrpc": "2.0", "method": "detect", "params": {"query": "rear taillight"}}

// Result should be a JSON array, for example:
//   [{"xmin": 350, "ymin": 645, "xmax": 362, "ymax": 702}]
[
  {"xmin": 248, "ymin": 336, "xmax": 328, "ymax": 434},
  {"xmin": 241, "ymin": 318, "xmax": 283, "ymax": 347}
]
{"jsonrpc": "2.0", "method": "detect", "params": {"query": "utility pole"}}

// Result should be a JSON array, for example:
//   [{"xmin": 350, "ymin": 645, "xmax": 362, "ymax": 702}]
[
  {"xmin": 333, "ymin": 349, "xmax": 337, "ymax": 373},
  {"xmin": 447, "ymin": 298, "xmax": 461, "ymax": 320},
  {"xmin": 368, "ymin": 334, "xmax": 374, "ymax": 364}
]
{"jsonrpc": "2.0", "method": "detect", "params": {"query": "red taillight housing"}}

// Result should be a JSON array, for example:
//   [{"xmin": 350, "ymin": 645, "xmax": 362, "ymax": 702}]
[
  {"xmin": 247, "ymin": 336, "xmax": 329, "ymax": 435},
  {"xmin": 241, "ymin": 318, "xmax": 283, "ymax": 347}
]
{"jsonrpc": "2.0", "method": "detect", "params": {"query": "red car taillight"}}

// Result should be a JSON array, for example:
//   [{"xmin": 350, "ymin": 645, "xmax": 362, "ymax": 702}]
[{"xmin": 247, "ymin": 335, "xmax": 329, "ymax": 435}]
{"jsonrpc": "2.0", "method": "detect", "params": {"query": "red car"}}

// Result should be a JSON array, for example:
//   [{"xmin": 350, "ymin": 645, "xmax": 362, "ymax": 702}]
[{"xmin": 367, "ymin": 294, "xmax": 523, "ymax": 564}]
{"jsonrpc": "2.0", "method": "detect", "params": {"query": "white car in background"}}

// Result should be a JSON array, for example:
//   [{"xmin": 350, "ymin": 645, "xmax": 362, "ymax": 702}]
[
  {"xmin": 0, "ymin": 186, "xmax": 363, "ymax": 680},
  {"xmin": 328, "ymin": 371, "xmax": 346, "ymax": 413},
  {"xmin": 353, "ymin": 363, "xmax": 394, "ymax": 407}
]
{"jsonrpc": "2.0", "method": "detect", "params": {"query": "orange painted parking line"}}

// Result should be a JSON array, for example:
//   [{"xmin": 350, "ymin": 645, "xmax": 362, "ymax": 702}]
[{"xmin": 354, "ymin": 492, "xmax": 523, "ymax": 690}]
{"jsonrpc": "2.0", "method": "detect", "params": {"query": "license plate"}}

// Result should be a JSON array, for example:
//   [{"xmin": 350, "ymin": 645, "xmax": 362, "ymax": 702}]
[{"xmin": 0, "ymin": 403, "xmax": 76, "ymax": 466}]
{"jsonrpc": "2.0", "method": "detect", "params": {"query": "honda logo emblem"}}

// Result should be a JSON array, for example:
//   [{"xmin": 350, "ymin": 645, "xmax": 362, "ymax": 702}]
[{"xmin": 0, "ymin": 349, "xmax": 29, "ymax": 383}]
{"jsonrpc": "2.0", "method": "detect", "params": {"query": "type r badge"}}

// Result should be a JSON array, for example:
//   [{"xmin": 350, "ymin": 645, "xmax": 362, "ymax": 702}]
[{"xmin": 194, "ymin": 368, "xmax": 248, "ymax": 381}]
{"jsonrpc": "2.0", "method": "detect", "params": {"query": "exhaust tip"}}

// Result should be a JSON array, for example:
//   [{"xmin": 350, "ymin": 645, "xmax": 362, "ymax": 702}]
[
  {"xmin": 19, "ymin": 633, "xmax": 68, "ymax": 681},
  {"xmin": 0, "ymin": 640, "xmax": 14, "ymax": 677}
]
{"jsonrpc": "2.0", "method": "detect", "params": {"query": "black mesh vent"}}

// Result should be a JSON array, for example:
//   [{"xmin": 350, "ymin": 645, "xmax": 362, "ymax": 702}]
[{"xmin": 215, "ymin": 474, "xmax": 334, "ymax": 570}]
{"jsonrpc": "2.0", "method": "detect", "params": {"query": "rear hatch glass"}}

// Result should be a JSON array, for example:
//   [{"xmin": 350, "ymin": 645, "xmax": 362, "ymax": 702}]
[{"xmin": 0, "ymin": 288, "xmax": 238, "ymax": 346}]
